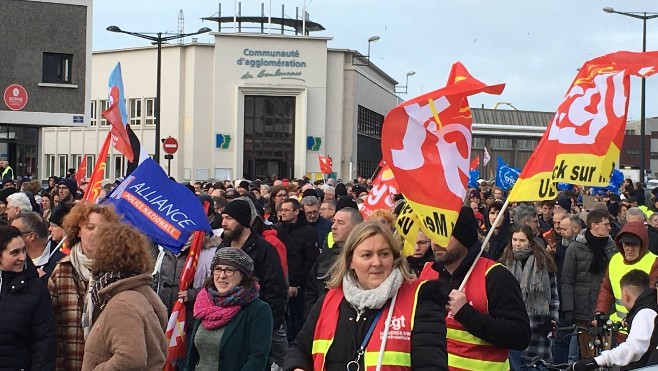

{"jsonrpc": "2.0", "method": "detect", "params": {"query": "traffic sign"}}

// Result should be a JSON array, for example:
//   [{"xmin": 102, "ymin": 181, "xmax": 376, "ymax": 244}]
[
  {"xmin": 162, "ymin": 136, "xmax": 178, "ymax": 154},
  {"xmin": 3, "ymin": 84, "xmax": 28, "ymax": 111}
]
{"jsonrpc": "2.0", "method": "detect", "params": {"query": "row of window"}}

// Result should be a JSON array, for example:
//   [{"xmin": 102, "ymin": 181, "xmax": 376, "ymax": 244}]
[
  {"xmin": 357, "ymin": 105, "xmax": 384, "ymax": 139},
  {"xmin": 90, "ymin": 97, "xmax": 156, "ymax": 127},
  {"xmin": 44, "ymin": 154, "xmax": 127, "ymax": 182}
]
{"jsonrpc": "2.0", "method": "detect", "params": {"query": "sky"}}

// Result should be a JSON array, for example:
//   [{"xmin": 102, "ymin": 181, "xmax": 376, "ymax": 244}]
[{"xmin": 93, "ymin": 0, "xmax": 658, "ymax": 120}]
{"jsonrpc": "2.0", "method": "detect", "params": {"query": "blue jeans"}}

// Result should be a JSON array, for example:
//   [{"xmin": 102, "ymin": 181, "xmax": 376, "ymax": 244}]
[{"xmin": 553, "ymin": 312, "xmax": 577, "ymax": 364}]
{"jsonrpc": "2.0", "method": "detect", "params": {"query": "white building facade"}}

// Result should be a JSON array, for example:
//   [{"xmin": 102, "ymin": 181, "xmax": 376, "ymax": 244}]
[{"xmin": 41, "ymin": 32, "xmax": 399, "ymax": 183}]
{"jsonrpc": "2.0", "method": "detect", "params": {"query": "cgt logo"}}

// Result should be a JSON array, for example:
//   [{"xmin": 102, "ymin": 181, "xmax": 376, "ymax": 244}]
[{"xmin": 390, "ymin": 315, "xmax": 406, "ymax": 331}]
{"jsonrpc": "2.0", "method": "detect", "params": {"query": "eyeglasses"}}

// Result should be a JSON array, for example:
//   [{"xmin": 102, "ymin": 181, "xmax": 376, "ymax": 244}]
[
  {"xmin": 213, "ymin": 267, "xmax": 238, "ymax": 277},
  {"xmin": 278, "ymin": 208, "xmax": 293, "ymax": 213},
  {"xmin": 416, "ymin": 240, "xmax": 431, "ymax": 246}
]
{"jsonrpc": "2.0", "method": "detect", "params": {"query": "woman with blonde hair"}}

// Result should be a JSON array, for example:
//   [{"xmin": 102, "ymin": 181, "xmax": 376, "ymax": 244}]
[
  {"xmin": 285, "ymin": 221, "xmax": 448, "ymax": 370},
  {"xmin": 367, "ymin": 209, "xmax": 396, "ymax": 232},
  {"xmin": 81, "ymin": 222, "xmax": 167, "ymax": 370},
  {"xmin": 48, "ymin": 203, "xmax": 120, "ymax": 371}
]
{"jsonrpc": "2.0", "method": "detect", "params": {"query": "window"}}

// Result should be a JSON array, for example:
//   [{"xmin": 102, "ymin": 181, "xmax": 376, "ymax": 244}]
[
  {"xmin": 58, "ymin": 155, "xmax": 68, "ymax": 178},
  {"xmin": 46, "ymin": 155, "xmax": 56, "ymax": 178},
  {"xmin": 145, "ymin": 98, "xmax": 155, "ymax": 126},
  {"xmin": 491, "ymin": 138, "xmax": 513, "ymax": 150},
  {"xmin": 72, "ymin": 154, "xmax": 83, "ymax": 171},
  {"xmin": 85, "ymin": 155, "xmax": 95, "ymax": 179},
  {"xmin": 100, "ymin": 100, "xmax": 109, "ymax": 126},
  {"xmin": 113, "ymin": 155, "xmax": 124, "ymax": 179},
  {"xmin": 472, "ymin": 137, "xmax": 486, "ymax": 149},
  {"xmin": 357, "ymin": 105, "xmax": 385, "ymax": 138},
  {"xmin": 104, "ymin": 156, "xmax": 110, "ymax": 179},
  {"xmin": 42, "ymin": 53, "xmax": 73, "ymax": 84},
  {"xmin": 90, "ymin": 100, "xmax": 97, "ymax": 126},
  {"xmin": 129, "ymin": 98, "xmax": 142, "ymax": 126},
  {"xmin": 517, "ymin": 139, "xmax": 538, "ymax": 151}
]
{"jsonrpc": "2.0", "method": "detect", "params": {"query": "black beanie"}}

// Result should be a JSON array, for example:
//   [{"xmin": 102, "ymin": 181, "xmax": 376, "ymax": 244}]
[
  {"xmin": 49, "ymin": 204, "xmax": 71, "ymax": 227},
  {"xmin": 58, "ymin": 177, "xmax": 78, "ymax": 195},
  {"xmin": 335, "ymin": 195, "xmax": 358, "ymax": 212},
  {"xmin": 452, "ymin": 206, "xmax": 479, "ymax": 248},
  {"xmin": 335, "ymin": 183, "xmax": 348, "ymax": 197},
  {"xmin": 222, "ymin": 199, "xmax": 252, "ymax": 227},
  {"xmin": 238, "ymin": 180, "xmax": 250, "ymax": 190},
  {"xmin": 302, "ymin": 188, "xmax": 318, "ymax": 199}
]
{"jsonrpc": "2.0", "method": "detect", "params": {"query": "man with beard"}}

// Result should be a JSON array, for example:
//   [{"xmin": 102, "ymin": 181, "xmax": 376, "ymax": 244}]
[
  {"xmin": 221, "ymin": 199, "xmax": 287, "ymax": 369},
  {"xmin": 420, "ymin": 206, "xmax": 530, "ymax": 371}
]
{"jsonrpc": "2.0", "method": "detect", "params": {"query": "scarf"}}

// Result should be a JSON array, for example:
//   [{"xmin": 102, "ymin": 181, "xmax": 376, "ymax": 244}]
[
  {"xmin": 193, "ymin": 284, "xmax": 260, "ymax": 330},
  {"xmin": 342, "ymin": 268, "xmax": 403, "ymax": 311},
  {"xmin": 507, "ymin": 252, "xmax": 551, "ymax": 316},
  {"xmin": 82, "ymin": 271, "xmax": 135, "ymax": 338},
  {"xmin": 70, "ymin": 243, "xmax": 92, "ymax": 282},
  {"xmin": 586, "ymin": 230, "xmax": 609, "ymax": 274}
]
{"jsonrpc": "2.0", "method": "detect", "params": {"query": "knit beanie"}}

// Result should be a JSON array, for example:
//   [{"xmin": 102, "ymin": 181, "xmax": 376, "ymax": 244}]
[
  {"xmin": 211, "ymin": 247, "xmax": 254, "ymax": 276},
  {"xmin": 302, "ymin": 188, "xmax": 318, "ymax": 199},
  {"xmin": 335, "ymin": 195, "xmax": 358, "ymax": 212},
  {"xmin": 238, "ymin": 180, "xmax": 250, "ymax": 190},
  {"xmin": 452, "ymin": 206, "xmax": 479, "ymax": 248},
  {"xmin": 49, "ymin": 204, "xmax": 71, "ymax": 227},
  {"xmin": 555, "ymin": 197, "xmax": 571, "ymax": 211},
  {"xmin": 222, "ymin": 199, "xmax": 252, "ymax": 227},
  {"xmin": 58, "ymin": 177, "xmax": 78, "ymax": 194}
]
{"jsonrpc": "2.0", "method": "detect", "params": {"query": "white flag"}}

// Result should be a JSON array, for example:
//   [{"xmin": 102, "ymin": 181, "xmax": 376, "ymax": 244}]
[{"xmin": 483, "ymin": 147, "xmax": 491, "ymax": 166}]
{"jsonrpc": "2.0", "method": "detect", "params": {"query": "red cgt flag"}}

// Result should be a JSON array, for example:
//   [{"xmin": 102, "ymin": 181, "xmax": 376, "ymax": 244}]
[
  {"xmin": 508, "ymin": 50, "xmax": 658, "ymax": 202},
  {"xmin": 318, "ymin": 155, "xmax": 333, "ymax": 174},
  {"xmin": 469, "ymin": 155, "xmax": 480, "ymax": 171},
  {"xmin": 381, "ymin": 62, "xmax": 504, "ymax": 246},
  {"xmin": 74, "ymin": 155, "xmax": 87, "ymax": 186},
  {"xmin": 360, "ymin": 161, "xmax": 399, "ymax": 218},
  {"xmin": 83, "ymin": 132, "xmax": 111, "ymax": 203}
]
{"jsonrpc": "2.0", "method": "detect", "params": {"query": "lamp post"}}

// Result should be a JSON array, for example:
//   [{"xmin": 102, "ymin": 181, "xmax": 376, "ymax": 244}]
[
  {"xmin": 366, "ymin": 35, "xmax": 380, "ymax": 62},
  {"xmin": 106, "ymin": 25, "xmax": 211, "ymax": 164},
  {"xmin": 395, "ymin": 71, "xmax": 416, "ymax": 94},
  {"xmin": 603, "ymin": 7, "xmax": 658, "ymax": 181}
]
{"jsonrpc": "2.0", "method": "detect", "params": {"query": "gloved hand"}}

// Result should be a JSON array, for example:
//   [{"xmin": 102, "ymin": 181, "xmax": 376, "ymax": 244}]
[
  {"xmin": 571, "ymin": 358, "xmax": 599, "ymax": 371},
  {"xmin": 563, "ymin": 310, "xmax": 574, "ymax": 326}
]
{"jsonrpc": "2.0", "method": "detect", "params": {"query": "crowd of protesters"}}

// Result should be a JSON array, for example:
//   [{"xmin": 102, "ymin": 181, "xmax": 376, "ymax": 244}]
[{"xmin": 3, "ymin": 166, "xmax": 658, "ymax": 370}]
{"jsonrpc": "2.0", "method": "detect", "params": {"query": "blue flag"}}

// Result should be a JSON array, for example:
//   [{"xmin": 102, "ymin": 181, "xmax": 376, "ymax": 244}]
[
  {"xmin": 591, "ymin": 169, "xmax": 625, "ymax": 195},
  {"xmin": 105, "ymin": 158, "xmax": 212, "ymax": 253},
  {"xmin": 468, "ymin": 170, "xmax": 480, "ymax": 189},
  {"xmin": 496, "ymin": 156, "xmax": 521, "ymax": 191}
]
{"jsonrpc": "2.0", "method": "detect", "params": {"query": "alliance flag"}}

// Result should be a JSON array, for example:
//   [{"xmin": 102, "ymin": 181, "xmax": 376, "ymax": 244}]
[
  {"xmin": 381, "ymin": 62, "xmax": 504, "ymax": 246},
  {"xmin": 495, "ymin": 156, "xmax": 521, "ymax": 191}
]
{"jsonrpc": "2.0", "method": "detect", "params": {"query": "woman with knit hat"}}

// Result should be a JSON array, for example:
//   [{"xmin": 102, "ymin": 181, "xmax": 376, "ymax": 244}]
[{"xmin": 187, "ymin": 247, "xmax": 273, "ymax": 370}]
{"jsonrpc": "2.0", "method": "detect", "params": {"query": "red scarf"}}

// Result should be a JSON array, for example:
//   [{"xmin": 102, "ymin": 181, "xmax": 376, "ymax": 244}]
[{"xmin": 193, "ymin": 284, "xmax": 259, "ymax": 330}]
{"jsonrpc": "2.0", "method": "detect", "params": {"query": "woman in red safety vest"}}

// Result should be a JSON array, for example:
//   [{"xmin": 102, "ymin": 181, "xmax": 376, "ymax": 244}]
[{"xmin": 285, "ymin": 221, "xmax": 449, "ymax": 371}]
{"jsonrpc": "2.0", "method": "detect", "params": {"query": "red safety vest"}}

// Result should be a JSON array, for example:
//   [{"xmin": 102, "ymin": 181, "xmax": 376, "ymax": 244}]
[
  {"xmin": 419, "ymin": 258, "xmax": 509, "ymax": 371},
  {"xmin": 311, "ymin": 280, "xmax": 424, "ymax": 370}
]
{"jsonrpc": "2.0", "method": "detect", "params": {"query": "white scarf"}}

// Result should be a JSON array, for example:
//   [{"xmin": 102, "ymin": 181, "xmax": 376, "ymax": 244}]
[
  {"xmin": 70, "ymin": 243, "xmax": 92, "ymax": 282},
  {"xmin": 342, "ymin": 268, "xmax": 403, "ymax": 311}
]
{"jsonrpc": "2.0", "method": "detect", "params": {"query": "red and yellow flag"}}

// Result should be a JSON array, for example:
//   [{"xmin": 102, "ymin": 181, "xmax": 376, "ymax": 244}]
[
  {"xmin": 361, "ymin": 161, "xmax": 399, "ymax": 219},
  {"xmin": 83, "ymin": 132, "xmax": 111, "ymax": 203},
  {"xmin": 74, "ymin": 155, "xmax": 87, "ymax": 186},
  {"xmin": 382, "ymin": 62, "xmax": 504, "ymax": 246},
  {"xmin": 508, "ymin": 51, "xmax": 658, "ymax": 202}
]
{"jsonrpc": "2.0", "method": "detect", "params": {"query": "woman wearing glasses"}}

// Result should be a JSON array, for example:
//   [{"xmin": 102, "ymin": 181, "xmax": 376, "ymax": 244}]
[
  {"xmin": 266, "ymin": 185, "xmax": 288, "ymax": 224},
  {"xmin": 187, "ymin": 247, "xmax": 273, "ymax": 370}
]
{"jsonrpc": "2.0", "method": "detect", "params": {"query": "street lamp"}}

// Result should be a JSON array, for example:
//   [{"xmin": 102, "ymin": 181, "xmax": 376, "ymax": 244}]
[
  {"xmin": 106, "ymin": 25, "xmax": 211, "ymax": 164},
  {"xmin": 366, "ymin": 35, "xmax": 380, "ymax": 62},
  {"xmin": 603, "ymin": 7, "xmax": 658, "ymax": 181},
  {"xmin": 395, "ymin": 71, "xmax": 416, "ymax": 94}
]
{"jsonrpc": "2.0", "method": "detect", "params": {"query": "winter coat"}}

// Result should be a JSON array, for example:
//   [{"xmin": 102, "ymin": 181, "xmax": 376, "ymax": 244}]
[
  {"xmin": 561, "ymin": 230, "xmax": 616, "ymax": 321},
  {"xmin": 223, "ymin": 232, "xmax": 287, "ymax": 330},
  {"xmin": 285, "ymin": 279, "xmax": 449, "ymax": 371},
  {"xmin": 81, "ymin": 274, "xmax": 168, "ymax": 371},
  {"xmin": 39, "ymin": 239, "xmax": 66, "ymax": 282},
  {"xmin": 595, "ymin": 221, "xmax": 658, "ymax": 315},
  {"xmin": 186, "ymin": 298, "xmax": 273, "ymax": 371},
  {"xmin": 310, "ymin": 217, "xmax": 332, "ymax": 249},
  {"xmin": 647, "ymin": 225, "xmax": 658, "ymax": 256},
  {"xmin": 279, "ymin": 217, "xmax": 319, "ymax": 289},
  {"xmin": 621, "ymin": 288, "xmax": 658, "ymax": 370},
  {"xmin": 48, "ymin": 255, "xmax": 88, "ymax": 371},
  {"xmin": 406, "ymin": 248, "xmax": 434, "ymax": 277},
  {"xmin": 304, "ymin": 243, "xmax": 342, "ymax": 317},
  {"xmin": 0, "ymin": 260, "xmax": 56, "ymax": 371},
  {"xmin": 483, "ymin": 207, "xmax": 512, "ymax": 261}
]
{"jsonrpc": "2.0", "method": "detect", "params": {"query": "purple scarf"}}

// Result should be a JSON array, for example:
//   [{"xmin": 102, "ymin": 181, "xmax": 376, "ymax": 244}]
[{"xmin": 193, "ymin": 284, "xmax": 259, "ymax": 330}]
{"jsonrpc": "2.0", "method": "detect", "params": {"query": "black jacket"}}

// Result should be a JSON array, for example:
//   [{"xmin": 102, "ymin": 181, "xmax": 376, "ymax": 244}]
[
  {"xmin": 430, "ymin": 246, "xmax": 531, "ymax": 351},
  {"xmin": 0, "ymin": 260, "xmax": 56, "ymax": 370},
  {"xmin": 647, "ymin": 225, "xmax": 658, "ymax": 256},
  {"xmin": 279, "ymin": 216, "xmax": 319, "ymax": 289},
  {"xmin": 622, "ymin": 288, "xmax": 658, "ymax": 371},
  {"xmin": 224, "ymin": 232, "xmax": 288, "ymax": 330},
  {"xmin": 310, "ymin": 217, "xmax": 332, "ymax": 249},
  {"xmin": 305, "ymin": 244, "xmax": 342, "ymax": 317},
  {"xmin": 483, "ymin": 208, "xmax": 512, "ymax": 261},
  {"xmin": 285, "ymin": 279, "xmax": 449, "ymax": 371},
  {"xmin": 406, "ymin": 248, "xmax": 434, "ymax": 277}
]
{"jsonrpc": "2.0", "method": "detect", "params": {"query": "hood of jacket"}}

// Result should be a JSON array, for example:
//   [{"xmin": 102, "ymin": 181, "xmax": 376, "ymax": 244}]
[
  {"xmin": 97, "ymin": 273, "xmax": 154, "ymax": 304},
  {"xmin": 614, "ymin": 221, "xmax": 650, "ymax": 263}
]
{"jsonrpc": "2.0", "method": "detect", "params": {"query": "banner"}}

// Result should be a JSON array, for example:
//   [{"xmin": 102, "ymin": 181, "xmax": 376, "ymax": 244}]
[
  {"xmin": 483, "ymin": 146, "xmax": 491, "ymax": 166},
  {"xmin": 83, "ymin": 133, "xmax": 112, "ymax": 202},
  {"xmin": 361, "ymin": 161, "xmax": 399, "ymax": 218},
  {"xmin": 468, "ymin": 170, "xmax": 480, "ymax": 189},
  {"xmin": 381, "ymin": 62, "xmax": 504, "ymax": 246},
  {"xmin": 469, "ymin": 155, "xmax": 480, "ymax": 171},
  {"xmin": 74, "ymin": 155, "xmax": 87, "ymax": 186},
  {"xmin": 508, "ymin": 51, "xmax": 658, "ymax": 202},
  {"xmin": 105, "ymin": 158, "xmax": 212, "ymax": 253},
  {"xmin": 495, "ymin": 156, "xmax": 521, "ymax": 191},
  {"xmin": 318, "ymin": 155, "xmax": 333, "ymax": 174},
  {"xmin": 394, "ymin": 201, "xmax": 423, "ymax": 257}
]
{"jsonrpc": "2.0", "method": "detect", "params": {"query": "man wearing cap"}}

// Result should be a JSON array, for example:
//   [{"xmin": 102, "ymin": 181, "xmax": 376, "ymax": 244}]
[
  {"xmin": 419, "ymin": 206, "xmax": 530, "ymax": 370},
  {"xmin": 221, "ymin": 199, "xmax": 287, "ymax": 368},
  {"xmin": 593, "ymin": 221, "xmax": 658, "ymax": 338},
  {"xmin": 236, "ymin": 180, "xmax": 250, "ymax": 196},
  {"xmin": 57, "ymin": 178, "xmax": 77, "ymax": 206},
  {"xmin": 555, "ymin": 196, "xmax": 572, "ymax": 214}
]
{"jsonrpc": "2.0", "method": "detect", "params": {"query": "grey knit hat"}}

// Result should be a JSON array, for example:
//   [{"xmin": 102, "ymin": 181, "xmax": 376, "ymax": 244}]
[{"xmin": 211, "ymin": 247, "xmax": 254, "ymax": 276}]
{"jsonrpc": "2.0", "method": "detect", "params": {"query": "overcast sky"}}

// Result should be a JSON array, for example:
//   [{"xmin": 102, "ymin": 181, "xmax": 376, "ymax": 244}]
[{"xmin": 93, "ymin": 0, "xmax": 658, "ymax": 120}]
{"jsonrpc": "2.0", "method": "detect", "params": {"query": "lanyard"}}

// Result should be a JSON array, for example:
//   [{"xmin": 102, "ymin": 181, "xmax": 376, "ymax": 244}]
[{"xmin": 347, "ymin": 309, "xmax": 383, "ymax": 371}]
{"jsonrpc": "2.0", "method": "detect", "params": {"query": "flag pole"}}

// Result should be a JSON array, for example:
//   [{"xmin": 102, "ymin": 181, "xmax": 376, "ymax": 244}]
[{"xmin": 458, "ymin": 198, "xmax": 510, "ymax": 291}]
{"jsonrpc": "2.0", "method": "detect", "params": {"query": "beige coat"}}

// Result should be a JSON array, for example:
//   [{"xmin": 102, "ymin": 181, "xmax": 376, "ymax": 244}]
[{"xmin": 81, "ymin": 274, "xmax": 168, "ymax": 371}]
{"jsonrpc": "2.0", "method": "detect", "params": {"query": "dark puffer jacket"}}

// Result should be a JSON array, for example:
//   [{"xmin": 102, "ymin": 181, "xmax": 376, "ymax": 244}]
[
  {"xmin": 279, "ymin": 216, "xmax": 319, "ymax": 289},
  {"xmin": 561, "ymin": 230, "xmax": 616, "ymax": 321},
  {"xmin": 0, "ymin": 260, "xmax": 56, "ymax": 370}
]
